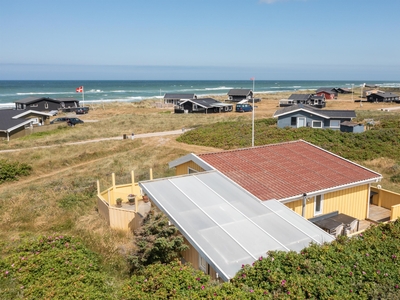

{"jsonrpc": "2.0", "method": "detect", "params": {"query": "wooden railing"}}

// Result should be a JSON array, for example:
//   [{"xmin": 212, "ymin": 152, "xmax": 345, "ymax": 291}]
[
  {"xmin": 371, "ymin": 187, "xmax": 400, "ymax": 221},
  {"xmin": 96, "ymin": 170, "xmax": 153, "ymax": 232}
]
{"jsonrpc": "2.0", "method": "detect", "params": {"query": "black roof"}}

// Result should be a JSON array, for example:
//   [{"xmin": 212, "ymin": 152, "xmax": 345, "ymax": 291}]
[
  {"xmin": 273, "ymin": 104, "xmax": 356, "ymax": 119},
  {"xmin": 227, "ymin": 89, "xmax": 252, "ymax": 96},
  {"xmin": 311, "ymin": 95, "xmax": 325, "ymax": 100},
  {"xmin": 372, "ymin": 92, "xmax": 399, "ymax": 98},
  {"xmin": 54, "ymin": 98, "xmax": 80, "ymax": 103},
  {"xmin": 316, "ymin": 88, "xmax": 336, "ymax": 94},
  {"xmin": 0, "ymin": 109, "xmax": 51, "ymax": 132},
  {"xmin": 14, "ymin": 97, "xmax": 62, "ymax": 104},
  {"xmin": 180, "ymin": 98, "xmax": 221, "ymax": 108},
  {"xmin": 164, "ymin": 93, "xmax": 196, "ymax": 99},
  {"xmin": 288, "ymin": 94, "xmax": 312, "ymax": 101},
  {"xmin": 0, "ymin": 109, "xmax": 30, "ymax": 131}
]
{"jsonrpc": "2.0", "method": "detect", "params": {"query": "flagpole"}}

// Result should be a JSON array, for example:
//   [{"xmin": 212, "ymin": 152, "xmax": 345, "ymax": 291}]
[
  {"xmin": 82, "ymin": 86, "xmax": 85, "ymax": 107},
  {"xmin": 252, "ymin": 78, "xmax": 255, "ymax": 147}
]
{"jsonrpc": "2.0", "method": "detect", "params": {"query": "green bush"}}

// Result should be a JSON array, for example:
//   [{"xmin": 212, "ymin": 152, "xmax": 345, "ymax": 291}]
[
  {"xmin": 128, "ymin": 210, "xmax": 189, "ymax": 273},
  {"xmin": 232, "ymin": 220, "xmax": 400, "ymax": 299},
  {"xmin": 0, "ymin": 159, "xmax": 32, "ymax": 184},
  {"xmin": 0, "ymin": 235, "xmax": 115, "ymax": 300},
  {"xmin": 177, "ymin": 119, "xmax": 400, "ymax": 161}
]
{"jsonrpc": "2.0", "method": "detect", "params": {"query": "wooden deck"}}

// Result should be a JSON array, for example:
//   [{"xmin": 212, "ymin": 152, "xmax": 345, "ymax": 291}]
[
  {"xmin": 348, "ymin": 205, "xmax": 391, "ymax": 236},
  {"xmin": 368, "ymin": 204, "xmax": 391, "ymax": 223}
]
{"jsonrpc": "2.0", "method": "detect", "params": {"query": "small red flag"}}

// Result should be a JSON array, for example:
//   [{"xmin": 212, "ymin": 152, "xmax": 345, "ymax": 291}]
[
  {"xmin": 250, "ymin": 77, "xmax": 255, "ymax": 81},
  {"xmin": 76, "ymin": 86, "xmax": 83, "ymax": 93}
]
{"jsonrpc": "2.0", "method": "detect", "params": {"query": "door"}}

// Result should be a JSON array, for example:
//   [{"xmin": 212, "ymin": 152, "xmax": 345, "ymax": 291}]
[{"xmin": 297, "ymin": 117, "xmax": 306, "ymax": 128}]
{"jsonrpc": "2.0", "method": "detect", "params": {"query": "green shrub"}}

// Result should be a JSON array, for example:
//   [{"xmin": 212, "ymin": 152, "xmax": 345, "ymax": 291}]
[
  {"xmin": 232, "ymin": 220, "xmax": 400, "ymax": 299},
  {"xmin": 0, "ymin": 235, "xmax": 115, "ymax": 300},
  {"xmin": 0, "ymin": 159, "xmax": 32, "ymax": 184},
  {"xmin": 128, "ymin": 210, "xmax": 189, "ymax": 273},
  {"xmin": 177, "ymin": 119, "xmax": 400, "ymax": 161}
]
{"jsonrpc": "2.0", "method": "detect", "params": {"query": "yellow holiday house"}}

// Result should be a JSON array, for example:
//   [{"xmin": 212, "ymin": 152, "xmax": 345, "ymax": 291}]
[{"xmin": 168, "ymin": 140, "xmax": 382, "ymax": 222}]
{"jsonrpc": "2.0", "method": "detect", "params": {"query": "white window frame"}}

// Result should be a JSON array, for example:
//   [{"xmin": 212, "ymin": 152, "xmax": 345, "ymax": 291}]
[
  {"xmin": 314, "ymin": 195, "xmax": 324, "ymax": 216},
  {"xmin": 330, "ymin": 120, "xmax": 341, "ymax": 128},
  {"xmin": 199, "ymin": 255, "xmax": 207, "ymax": 273},
  {"xmin": 312, "ymin": 120, "xmax": 323, "ymax": 128},
  {"xmin": 297, "ymin": 117, "xmax": 306, "ymax": 128}
]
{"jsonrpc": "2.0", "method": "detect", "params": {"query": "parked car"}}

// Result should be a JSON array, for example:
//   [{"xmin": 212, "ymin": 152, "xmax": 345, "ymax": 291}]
[
  {"xmin": 50, "ymin": 117, "xmax": 68, "ymax": 124},
  {"xmin": 50, "ymin": 117, "xmax": 84, "ymax": 126},
  {"xmin": 66, "ymin": 118, "xmax": 84, "ymax": 126},
  {"xmin": 75, "ymin": 107, "xmax": 89, "ymax": 114},
  {"xmin": 236, "ymin": 103, "xmax": 253, "ymax": 112}
]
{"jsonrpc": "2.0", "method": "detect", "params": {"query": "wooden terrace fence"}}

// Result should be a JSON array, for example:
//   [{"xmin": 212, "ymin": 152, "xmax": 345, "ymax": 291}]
[
  {"xmin": 97, "ymin": 170, "xmax": 153, "ymax": 231},
  {"xmin": 371, "ymin": 186, "xmax": 400, "ymax": 221}
]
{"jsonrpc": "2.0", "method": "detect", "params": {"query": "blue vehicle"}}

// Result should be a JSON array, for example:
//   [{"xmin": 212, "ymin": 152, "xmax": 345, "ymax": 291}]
[{"xmin": 235, "ymin": 103, "xmax": 253, "ymax": 112}]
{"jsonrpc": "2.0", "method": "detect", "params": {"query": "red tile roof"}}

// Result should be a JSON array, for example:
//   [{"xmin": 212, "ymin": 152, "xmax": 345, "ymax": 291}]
[{"xmin": 199, "ymin": 140, "xmax": 381, "ymax": 201}]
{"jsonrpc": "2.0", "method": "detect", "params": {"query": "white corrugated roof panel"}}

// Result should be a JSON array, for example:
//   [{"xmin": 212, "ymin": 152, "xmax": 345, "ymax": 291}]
[{"xmin": 139, "ymin": 170, "xmax": 334, "ymax": 281}]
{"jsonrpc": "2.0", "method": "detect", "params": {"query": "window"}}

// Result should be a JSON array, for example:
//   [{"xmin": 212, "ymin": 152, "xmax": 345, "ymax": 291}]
[
  {"xmin": 188, "ymin": 167, "xmax": 198, "ymax": 174},
  {"xmin": 291, "ymin": 117, "xmax": 297, "ymax": 126},
  {"xmin": 199, "ymin": 255, "xmax": 207, "ymax": 273},
  {"xmin": 330, "ymin": 120, "xmax": 340, "ymax": 128},
  {"xmin": 312, "ymin": 121, "xmax": 323, "ymax": 128},
  {"xmin": 314, "ymin": 195, "xmax": 323, "ymax": 215}
]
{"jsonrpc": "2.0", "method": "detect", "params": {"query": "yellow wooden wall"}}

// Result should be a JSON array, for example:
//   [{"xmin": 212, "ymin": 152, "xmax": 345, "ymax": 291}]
[
  {"xmin": 284, "ymin": 184, "xmax": 369, "ymax": 220},
  {"xmin": 181, "ymin": 238, "xmax": 219, "ymax": 281},
  {"xmin": 175, "ymin": 161, "xmax": 205, "ymax": 176},
  {"xmin": 391, "ymin": 204, "xmax": 400, "ymax": 221},
  {"xmin": 371, "ymin": 186, "xmax": 400, "ymax": 209}
]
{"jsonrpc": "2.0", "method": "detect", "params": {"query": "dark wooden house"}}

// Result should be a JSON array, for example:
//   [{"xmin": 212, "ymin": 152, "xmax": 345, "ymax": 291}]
[
  {"xmin": 0, "ymin": 109, "xmax": 52, "ymax": 141},
  {"xmin": 174, "ymin": 98, "xmax": 233, "ymax": 114},
  {"xmin": 279, "ymin": 94, "xmax": 325, "ymax": 108},
  {"xmin": 14, "ymin": 97, "xmax": 79, "ymax": 111},
  {"xmin": 366, "ymin": 92, "xmax": 399, "ymax": 103},
  {"xmin": 164, "ymin": 93, "xmax": 196, "ymax": 105},
  {"xmin": 227, "ymin": 89, "xmax": 253, "ymax": 102}
]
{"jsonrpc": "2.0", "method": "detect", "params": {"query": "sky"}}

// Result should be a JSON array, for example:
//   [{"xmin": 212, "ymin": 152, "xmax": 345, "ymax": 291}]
[{"xmin": 1, "ymin": 0, "xmax": 400, "ymax": 80}]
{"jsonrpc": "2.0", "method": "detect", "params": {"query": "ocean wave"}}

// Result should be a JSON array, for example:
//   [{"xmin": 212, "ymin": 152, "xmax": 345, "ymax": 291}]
[
  {"xmin": 86, "ymin": 97, "xmax": 144, "ymax": 103},
  {"xmin": 204, "ymin": 86, "xmax": 234, "ymax": 91},
  {"xmin": 381, "ymin": 83, "xmax": 400, "ymax": 87},
  {"xmin": 0, "ymin": 102, "xmax": 14, "ymax": 108},
  {"xmin": 177, "ymin": 86, "xmax": 234, "ymax": 92},
  {"xmin": 16, "ymin": 91, "xmax": 75, "ymax": 96}
]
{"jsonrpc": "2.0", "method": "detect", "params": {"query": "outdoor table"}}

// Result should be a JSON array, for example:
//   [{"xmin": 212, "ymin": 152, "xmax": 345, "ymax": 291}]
[
  {"xmin": 330, "ymin": 213, "xmax": 359, "ymax": 232},
  {"xmin": 312, "ymin": 218, "xmax": 343, "ymax": 235}
]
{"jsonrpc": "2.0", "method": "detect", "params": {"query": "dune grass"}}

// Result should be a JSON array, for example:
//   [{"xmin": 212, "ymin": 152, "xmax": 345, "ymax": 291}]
[{"xmin": 0, "ymin": 95, "xmax": 399, "ymax": 293}]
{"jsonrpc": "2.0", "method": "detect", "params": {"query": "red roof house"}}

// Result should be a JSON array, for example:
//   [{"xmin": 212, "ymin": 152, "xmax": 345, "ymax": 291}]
[{"xmin": 169, "ymin": 140, "xmax": 381, "ymax": 220}]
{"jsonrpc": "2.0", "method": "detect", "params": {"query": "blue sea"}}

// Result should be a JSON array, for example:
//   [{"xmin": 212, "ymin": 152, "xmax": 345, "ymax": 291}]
[{"xmin": 1, "ymin": 80, "xmax": 400, "ymax": 108}]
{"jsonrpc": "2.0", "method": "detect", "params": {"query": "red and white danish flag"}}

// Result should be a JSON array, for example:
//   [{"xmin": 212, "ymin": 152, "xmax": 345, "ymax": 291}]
[{"xmin": 76, "ymin": 86, "xmax": 83, "ymax": 93}]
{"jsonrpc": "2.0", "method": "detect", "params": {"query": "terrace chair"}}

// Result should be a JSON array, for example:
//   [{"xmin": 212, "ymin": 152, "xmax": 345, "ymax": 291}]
[
  {"xmin": 331, "ymin": 224, "xmax": 344, "ymax": 238},
  {"xmin": 348, "ymin": 219, "xmax": 359, "ymax": 234}
]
